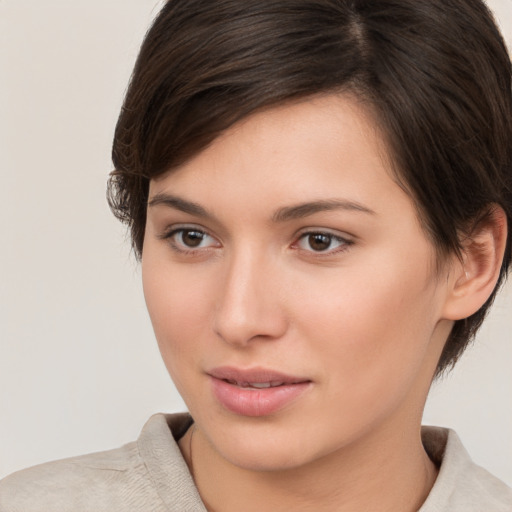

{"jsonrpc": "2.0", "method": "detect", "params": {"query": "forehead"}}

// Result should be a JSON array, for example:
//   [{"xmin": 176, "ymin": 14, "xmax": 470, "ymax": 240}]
[
  {"xmin": 150, "ymin": 94, "xmax": 401, "ymax": 214},
  {"xmin": 153, "ymin": 95, "xmax": 386, "ymax": 182}
]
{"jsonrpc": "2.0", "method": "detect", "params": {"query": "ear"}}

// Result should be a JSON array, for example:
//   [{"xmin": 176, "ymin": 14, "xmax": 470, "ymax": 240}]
[{"xmin": 442, "ymin": 206, "xmax": 508, "ymax": 321}]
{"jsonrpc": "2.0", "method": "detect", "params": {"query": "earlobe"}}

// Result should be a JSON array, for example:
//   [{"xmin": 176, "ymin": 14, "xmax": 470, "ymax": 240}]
[{"xmin": 442, "ymin": 206, "xmax": 508, "ymax": 321}]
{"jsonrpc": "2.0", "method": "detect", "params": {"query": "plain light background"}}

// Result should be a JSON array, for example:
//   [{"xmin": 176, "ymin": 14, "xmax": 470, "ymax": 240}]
[{"xmin": 1, "ymin": 0, "xmax": 511, "ymax": 485}]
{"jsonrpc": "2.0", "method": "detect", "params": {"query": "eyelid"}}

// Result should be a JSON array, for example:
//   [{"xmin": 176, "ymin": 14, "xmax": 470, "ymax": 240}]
[
  {"xmin": 157, "ymin": 223, "xmax": 353, "ymax": 256},
  {"xmin": 292, "ymin": 228, "xmax": 354, "ymax": 254},
  {"xmin": 159, "ymin": 224, "xmax": 222, "ymax": 253}
]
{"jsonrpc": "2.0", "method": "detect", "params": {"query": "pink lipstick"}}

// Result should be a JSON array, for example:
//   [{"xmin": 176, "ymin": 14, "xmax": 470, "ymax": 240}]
[{"xmin": 208, "ymin": 367, "xmax": 312, "ymax": 417}]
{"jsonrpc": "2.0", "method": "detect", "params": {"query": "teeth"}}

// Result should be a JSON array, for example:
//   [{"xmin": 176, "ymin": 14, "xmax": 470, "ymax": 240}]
[
  {"xmin": 223, "ymin": 379, "xmax": 287, "ymax": 388},
  {"xmin": 245, "ymin": 381, "xmax": 285, "ymax": 389},
  {"xmin": 249, "ymin": 382, "xmax": 272, "ymax": 389}
]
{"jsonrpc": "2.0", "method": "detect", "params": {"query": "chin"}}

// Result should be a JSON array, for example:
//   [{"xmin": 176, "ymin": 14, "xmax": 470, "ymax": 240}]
[
  {"xmin": 224, "ymin": 444, "xmax": 311, "ymax": 473},
  {"xmin": 202, "ymin": 419, "xmax": 324, "ymax": 473}
]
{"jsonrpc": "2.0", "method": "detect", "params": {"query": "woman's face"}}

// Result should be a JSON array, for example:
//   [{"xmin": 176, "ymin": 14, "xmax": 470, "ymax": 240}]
[{"xmin": 142, "ymin": 94, "xmax": 454, "ymax": 471}]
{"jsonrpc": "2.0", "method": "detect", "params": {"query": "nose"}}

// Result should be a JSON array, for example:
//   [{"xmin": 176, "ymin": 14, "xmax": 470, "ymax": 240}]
[{"xmin": 213, "ymin": 248, "xmax": 288, "ymax": 347}]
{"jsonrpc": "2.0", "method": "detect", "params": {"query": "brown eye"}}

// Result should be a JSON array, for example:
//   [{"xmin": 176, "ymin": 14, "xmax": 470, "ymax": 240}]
[
  {"xmin": 307, "ymin": 233, "xmax": 332, "ymax": 251},
  {"xmin": 296, "ymin": 231, "xmax": 350, "ymax": 254},
  {"xmin": 180, "ymin": 230, "xmax": 206, "ymax": 247},
  {"xmin": 164, "ymin": 228, "xmax": 220, "ymax": 252}
]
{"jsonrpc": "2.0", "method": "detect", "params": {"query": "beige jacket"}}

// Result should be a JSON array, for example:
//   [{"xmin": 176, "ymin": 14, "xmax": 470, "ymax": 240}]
[{"xmin": 1, "ymin": 413, "xmax": 511, "ymax": 511}]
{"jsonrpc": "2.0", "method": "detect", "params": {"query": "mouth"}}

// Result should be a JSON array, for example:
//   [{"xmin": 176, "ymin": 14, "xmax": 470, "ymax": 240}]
[
  {"xmin": 208, "ymin": 366, "xmax": 312, "ymax": 417},
  {"xmin": 222, "ymin": 380, "xmax": 291, "ymax": 389},
  {"xmin": 208, "ymin": 366, "xmax": 310, "ymax": 387}
]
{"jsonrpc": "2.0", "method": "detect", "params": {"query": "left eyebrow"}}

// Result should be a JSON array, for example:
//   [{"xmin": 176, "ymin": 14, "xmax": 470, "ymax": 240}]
[{"xmin": 272, "ymin": 199, "xmax": 376, "ymax": 223}]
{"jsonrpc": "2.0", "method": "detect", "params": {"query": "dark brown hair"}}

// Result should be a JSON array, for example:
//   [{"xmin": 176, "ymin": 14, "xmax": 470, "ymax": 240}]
[{"xmin": 108, "ymin": 0, "xmax": 512, "ymax": 375}]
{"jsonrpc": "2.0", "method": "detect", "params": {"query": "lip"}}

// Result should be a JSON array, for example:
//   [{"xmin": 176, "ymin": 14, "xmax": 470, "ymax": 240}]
[{"xmin": 208, "ymin": 366, "xmax": 312, "ymax": 417}]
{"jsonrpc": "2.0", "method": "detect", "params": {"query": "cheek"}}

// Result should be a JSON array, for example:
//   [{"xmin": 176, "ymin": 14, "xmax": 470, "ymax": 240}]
[
  {"xmin": 294, "ymin": 261, "xmax": 438, "ymax": 397},
  {"xmin": 297, "ymin": 260, "xmax": 434, "ymax": 337},
  {"xmin": 141, "ymin": 252, "xmax": 213, "ymax": 382}
]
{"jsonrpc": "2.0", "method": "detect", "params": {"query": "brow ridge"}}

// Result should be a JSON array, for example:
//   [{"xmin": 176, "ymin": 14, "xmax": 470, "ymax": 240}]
[
  {"xmin": 148, "ymin": 193, "xmax": 212, "ymax": 219},
  {"xmin": 272, "ymin": 199, "xmax": 375, "ymax": 223},
  {"xmin": 148, "ymin": 193, "xmax": 375, "ymax": 223}
]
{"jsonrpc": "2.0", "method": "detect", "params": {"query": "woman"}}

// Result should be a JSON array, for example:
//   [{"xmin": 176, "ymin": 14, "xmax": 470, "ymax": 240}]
[{"xmin": 1, "ymin": 0, "xmax": 511, "ymax": 510}]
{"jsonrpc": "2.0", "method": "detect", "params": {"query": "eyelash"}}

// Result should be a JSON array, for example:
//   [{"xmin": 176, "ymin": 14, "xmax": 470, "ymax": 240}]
[
  {"xmin": 160, "ymin": 227, "xmax": 220, "ymax": 254},
  {"xmin": 159, "ymin": 226, "xmax": 354, "ymax": 256},
  {"xmin": 294, "ymin": 231, "xmax": 354, "ymax": 255}
]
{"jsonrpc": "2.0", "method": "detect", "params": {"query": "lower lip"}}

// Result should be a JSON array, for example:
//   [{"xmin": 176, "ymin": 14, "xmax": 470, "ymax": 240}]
[{"xmin": 210, "ymin": 377, "xmax": 311, "ymax": 417}]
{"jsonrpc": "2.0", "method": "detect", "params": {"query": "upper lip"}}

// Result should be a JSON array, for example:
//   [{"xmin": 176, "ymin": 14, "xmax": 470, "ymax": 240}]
[{"xmin": 208, "ymin": 366, "xmax": 311, "ymax": 385}]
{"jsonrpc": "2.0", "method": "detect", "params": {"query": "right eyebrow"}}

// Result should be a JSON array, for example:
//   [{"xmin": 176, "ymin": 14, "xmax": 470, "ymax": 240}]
[{"xmin": 147, "ymin": 193, "xmax": 214, "ymax": 219}]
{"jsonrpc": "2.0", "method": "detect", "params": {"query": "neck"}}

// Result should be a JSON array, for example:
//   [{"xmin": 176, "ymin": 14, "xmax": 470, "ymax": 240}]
[{"xmin": 180, "ymin": 416, "xmax": 438, "ymax": 512}]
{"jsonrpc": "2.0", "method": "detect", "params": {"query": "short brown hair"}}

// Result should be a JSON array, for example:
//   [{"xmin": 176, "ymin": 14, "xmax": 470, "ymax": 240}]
[{"xmin": 108, "ymin": 0, "xmax": 512, "ymax": 375}]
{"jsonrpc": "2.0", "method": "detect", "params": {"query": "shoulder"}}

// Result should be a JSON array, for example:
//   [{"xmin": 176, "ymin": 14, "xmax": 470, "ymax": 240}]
[
  {"xmin": 421, "ymin": 426, "xmax": 512, "ymax": 512},
  {"xmin": 0, "ymin": 413, "xmax": 198, "ymax": 512},
  {"xmin": 0, "ymin": 441, "xmax": 154, "ymax": 512}
]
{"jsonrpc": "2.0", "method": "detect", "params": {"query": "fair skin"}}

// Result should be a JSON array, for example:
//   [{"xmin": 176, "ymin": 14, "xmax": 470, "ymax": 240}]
[{"xmin": 141, "ymin": 94, "xmax": 505, "ymax": 512}]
